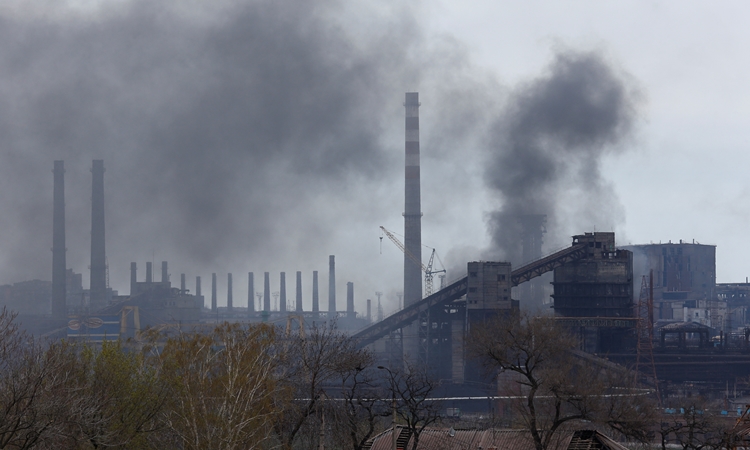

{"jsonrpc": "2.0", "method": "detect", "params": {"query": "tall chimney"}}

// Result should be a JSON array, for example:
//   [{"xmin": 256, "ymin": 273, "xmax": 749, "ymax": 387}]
[
  {"xmin": 146, "ymin": 262, "xmax": 152, "ymax": 283},
  {"xmin": 296, "ymin": 271, "xmax": 303, "ymax": 312},
  {"xmin": 248, "ymin": 272, "xmax": 255, "ymax": 313},
  {"xmin": 211, "ymin": 273, "xmax": 217, "ymax": 312},
  {"xmin": 404, "ymin": 93, "xmax": 422, "ymax": 361},
  {"xmin": 196, "ymin": 276, "xmax": 202, "ymax": 308},
  {"xmin": 328, "ymin": 255, "xmax": 336, "ymax": 318},
  {"xmin": 161, "ymin": 261, "xmax": 168, "ymax": 283},
  {"xmin": 279, "ymin": 272, "xmax": 287, "ymax": 312},
  {"xmin": 312, "ymin": 270, "xmax": 319, "ymax": 314},
  {"xmin": 52, "ymin": 160, "xmax": 66, "ymax": 318},
  {"xmin": 180, "ymin": 273, "xmax": 186, "ymax": 292},
  {"xmin": 367, "ymin": 299, "xmax": 372, "ymax": 323},
  {"xmin": 227, "ymin": 273, "xmax": 233, "ymax": 311},
  {"xmin": 346, "ymin": 282, "xmax": 354, "ymax": 317},
  {"xmin": 89, "ymin": 160, "xmax": 107, "ymax": 310},
  {"xmin": 403, "ymin": 93, "xmax": 422, "ymax": 307},
  {"xmin": 264, "ymin": 272, "xmax": 271, "ymax": 311},
  {"xmin": 130, "ymin": 262, "xmax": 137, "ymax": 296}
]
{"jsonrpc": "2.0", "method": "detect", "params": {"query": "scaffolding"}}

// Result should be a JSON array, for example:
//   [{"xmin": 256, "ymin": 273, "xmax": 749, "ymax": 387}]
[{"xmin": 635, "ymin": 270, "xmax": 661, "ymax": 405}]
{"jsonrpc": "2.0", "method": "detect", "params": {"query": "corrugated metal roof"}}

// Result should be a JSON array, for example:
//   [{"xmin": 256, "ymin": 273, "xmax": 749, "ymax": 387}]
[{"xmin": 365, "ymin": 427, "xmax": 627, "ymax": 450}]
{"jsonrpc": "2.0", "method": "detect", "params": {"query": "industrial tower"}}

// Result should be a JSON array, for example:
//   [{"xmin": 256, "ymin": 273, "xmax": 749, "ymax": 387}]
[
  {"xmin": 403, "ymin": 92, "xmax": 422, "ymax": 361},
  {"xmin": 89, "ymin": 160, "xmax": 107, "ymax": 311},
  {"xmin": 52, "ymin": 161, "xmax": 66, "ymax": 319}
]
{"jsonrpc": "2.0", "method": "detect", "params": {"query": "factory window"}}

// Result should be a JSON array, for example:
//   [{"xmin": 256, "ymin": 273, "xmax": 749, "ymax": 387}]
[
  {"xmin": 595, "ymin": 242, "xmax": 602, "ymax": 248},
  {"xmin": 470, "ymin": 272, "xmax": 478, "ymax": 277},
  {"xmin": 469, "ymin": 287, "xmax": 477, "ymax": 293},
  {"xmin": 498, "ymin": 274, "xmax": 506, "ymax": 281}
]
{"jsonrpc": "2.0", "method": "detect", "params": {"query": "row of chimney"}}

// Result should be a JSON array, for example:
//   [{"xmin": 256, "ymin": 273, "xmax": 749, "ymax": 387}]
[{"xmin": 129, "ymin": 256, "xmax": 359, "ymax": 317}]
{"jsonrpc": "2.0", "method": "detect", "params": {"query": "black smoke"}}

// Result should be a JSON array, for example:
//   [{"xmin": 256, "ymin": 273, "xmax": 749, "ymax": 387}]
[
  {"xmin": 0, "ymin": 0, "xmax": 494, "ymax": 310},
  {"xmin": 485, "ymin": 50, "xmax": 641, "ymax": 262}
]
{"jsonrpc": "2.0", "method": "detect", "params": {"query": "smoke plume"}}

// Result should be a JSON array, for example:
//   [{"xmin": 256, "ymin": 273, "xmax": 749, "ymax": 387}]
[{"xmin": 485, "ymin": 50, "xmax": 641, "ymax": 262}]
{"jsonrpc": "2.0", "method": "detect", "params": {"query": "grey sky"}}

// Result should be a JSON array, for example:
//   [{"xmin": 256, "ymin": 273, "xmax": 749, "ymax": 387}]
[{"xmin": 0, "ymin": 1, "xmax": 745, "ymax": 316}]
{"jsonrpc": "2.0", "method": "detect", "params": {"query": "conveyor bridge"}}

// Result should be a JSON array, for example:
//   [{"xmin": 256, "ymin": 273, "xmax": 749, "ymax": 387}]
[{"xmin": 352, "ymin": 242, "xmax": 590, "ymax": 348}]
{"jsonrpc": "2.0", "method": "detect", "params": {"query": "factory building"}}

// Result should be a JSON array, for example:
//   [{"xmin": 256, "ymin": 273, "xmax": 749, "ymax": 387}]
[
  {"xmin": 552, "ymin": 232, "xmax": 635, "ymax": 353},
  {"xmin": 621, "ymin": 241, "xmax": 716, "ymax": 320}
]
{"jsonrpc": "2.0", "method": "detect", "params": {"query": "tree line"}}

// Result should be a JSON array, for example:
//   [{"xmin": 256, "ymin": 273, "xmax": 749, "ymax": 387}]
[{"xmin": 0, "ymin": 306, "xmax": 743, "ymax": 449}]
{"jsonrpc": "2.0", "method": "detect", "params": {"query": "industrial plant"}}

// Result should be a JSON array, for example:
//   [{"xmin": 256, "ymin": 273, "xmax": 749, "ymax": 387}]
[{"xmin": 4, "ymin": 92, "xmax": 750, "ymax": 412}]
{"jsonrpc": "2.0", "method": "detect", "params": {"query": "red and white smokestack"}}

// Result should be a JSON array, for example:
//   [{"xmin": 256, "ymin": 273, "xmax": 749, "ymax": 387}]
[
  {"xmin": 211, "ymin": 272, "xmax": 217, "ymax": 312},
  {"xmin": 279, "ymin": 272, "xmax": 287, "ymax": 312},
  {"xmin": 52, "ymin": 160, "xmax": 66, "ymax": 318},
  {"xmin": 328, "ymin": 255, "xmax": 336, "ymax": 318},
  {"xmin": 403, "ymin": 93, "xmax": 423, "ymax": 362},
  {"xmin": 89, "ymin": 160, "xmax": 107, "ymax": 310},
  {"xmin": 248, "ymin": 272, "xmax": 255, "ymax": 313},
  {"xmin": 296, "ymin": 271, "xmax": 303, "ymax": 312},
  {"xmin": 403, "ymin": 93, "xmax": 423, "ymax": 308},
  {"xmin": 227, "ymin": 273, "xmax": 233, "ymax": 311}
]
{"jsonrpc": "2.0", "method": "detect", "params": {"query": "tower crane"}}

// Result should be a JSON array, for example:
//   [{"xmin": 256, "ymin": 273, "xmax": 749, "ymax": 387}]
[{"xmin": 379, "ymin": 226, "xmax": 446, "ymax": 297}]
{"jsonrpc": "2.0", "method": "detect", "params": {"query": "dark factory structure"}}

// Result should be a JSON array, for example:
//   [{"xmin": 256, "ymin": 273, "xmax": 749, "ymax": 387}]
[
  {"xmin": 89, "ymin": 160, "xmax": 108, "ymax": 311},
  {"xmin": 622, "ymin": 241, "xmax": 718, "ymax": 323},
  {"xmin": 9, "ymin": 94, "xmax": 750, "ymax": 406},
  {"xmin": 552, "ymin": 232, "xmax": 635, "ymax": 353}
]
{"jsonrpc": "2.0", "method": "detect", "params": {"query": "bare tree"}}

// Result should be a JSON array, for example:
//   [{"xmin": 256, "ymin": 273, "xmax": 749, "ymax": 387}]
[
  {"xmin": 658, "ymin": 400, "xmax": 728, "ymax": 450},
  {"xmin": 468, "ymin": 311, "xmax": 653, "ymax": 450},
  {"xmin": 47, "ymin": 340, "xmax": 168, "ymax": 449},
  {"xmin": 273, "ymin": 321, "xmax": 371, "ymax": 450},
  {"xmin": 378, "ymin": 362, "xmax": 442, "ymax": 450},
  {"xmin": 0, "ymin": 308, "xmax": 74, "ymax": 449},
  {"xmin": 328, "ymin": 359, "xmax": 391, "ymax": 450},
  {"xmin": 152, "ymin": 322, "xmax": 282, "ymax": 450}
]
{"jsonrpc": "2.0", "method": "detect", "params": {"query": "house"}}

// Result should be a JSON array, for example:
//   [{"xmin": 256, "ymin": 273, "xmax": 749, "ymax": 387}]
[{"xmin": 363, "ymin": 426, "xmax": 628, "ymax": 450}]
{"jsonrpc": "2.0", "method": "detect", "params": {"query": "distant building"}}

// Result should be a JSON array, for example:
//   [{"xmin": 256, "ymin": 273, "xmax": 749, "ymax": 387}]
[
  {"xmin": 0, "ymin": 280, "xmax": 51, "ymax": 315},
  {"xmin": 621, "ymin": 241, "xmax": 717, "ymax": 322}
]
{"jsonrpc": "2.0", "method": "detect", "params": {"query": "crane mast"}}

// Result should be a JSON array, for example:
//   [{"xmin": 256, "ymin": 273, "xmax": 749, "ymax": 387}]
[{"xmin": 380, "ymin": 226, "xmax": 446, "ymax": 297}]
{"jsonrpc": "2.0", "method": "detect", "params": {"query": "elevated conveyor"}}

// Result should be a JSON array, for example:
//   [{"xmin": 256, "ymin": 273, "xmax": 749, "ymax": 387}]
[
  {"xmin": 510, "ymin": 243, "xmax": 588, "ymax": 286},
  {"xmin": 352, "ymin": 240, "xmax": 593, "ymax": 348},
  {"xmin": 352, "ymin": 276, "xmax": 468, "ymax": 348}
]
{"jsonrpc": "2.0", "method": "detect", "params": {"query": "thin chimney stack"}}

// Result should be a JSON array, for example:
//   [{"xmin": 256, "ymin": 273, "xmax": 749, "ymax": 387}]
[
  {"xmin": 211, "ymin": 273, "xmax": 217, "ymax": 312},
  {"xmin": 52, "ymin": 161, "xmax": 66, "ymax": 318},
  {"xmin": 227, "ymin": 273, "xmax": 233, "ymax": 311},
  {"xmin": 89, "ymin": 160, "xmax": 107, "ymax": 310},
  {"xmin": 248, "ymin": 272, "xmax": 255, "ymax": 313},
  {"xmin": 328, "ymin": 255, "xmax": 336, "ymax": 318},
  {"xmin": 296, "ymin": 271, "xmax": 303, "ymax": 312}
]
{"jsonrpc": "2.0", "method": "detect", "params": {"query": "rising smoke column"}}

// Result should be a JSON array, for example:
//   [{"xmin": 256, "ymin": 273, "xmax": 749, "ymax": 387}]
[{"xmin": 485, "ymin": 50, "xmax": 641, "ymax": 262}]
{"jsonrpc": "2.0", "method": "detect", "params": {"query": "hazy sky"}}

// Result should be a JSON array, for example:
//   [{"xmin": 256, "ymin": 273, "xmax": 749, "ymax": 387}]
[{"xmin": 0, "ymin": 1, "xmax": 747, "ymax": 315}]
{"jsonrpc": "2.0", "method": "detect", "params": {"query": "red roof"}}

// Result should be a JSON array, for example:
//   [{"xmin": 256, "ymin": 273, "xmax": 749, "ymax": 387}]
[{"xmin": 364, "ymin": 426, "xmax": 628, "ymax": 450}]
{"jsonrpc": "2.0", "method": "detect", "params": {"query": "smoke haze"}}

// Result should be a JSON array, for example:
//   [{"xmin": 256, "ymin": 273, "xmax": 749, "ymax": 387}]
[
  {"xmin": 484, "ymin": 50, "xmax": 641, "ymax": 263},
  {"xmin": 0, "ymin": 1, "xmax": 641, "ymax": 314}
]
